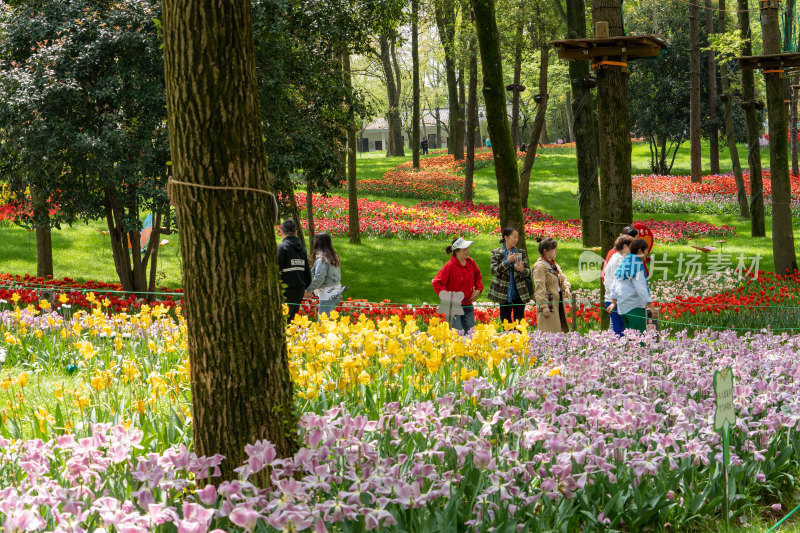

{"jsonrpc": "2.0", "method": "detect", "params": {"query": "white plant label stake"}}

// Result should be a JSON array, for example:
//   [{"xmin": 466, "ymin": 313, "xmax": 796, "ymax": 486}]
[{"xmin": 713, "ymin": 366, "xmax": 735, "ymax": 532}]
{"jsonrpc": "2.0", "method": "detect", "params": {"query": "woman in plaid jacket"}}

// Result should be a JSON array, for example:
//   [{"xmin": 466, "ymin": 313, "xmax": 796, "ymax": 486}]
[{"xmin": 487, "ymin": 227, "xmax": 533, "ymax": 324}]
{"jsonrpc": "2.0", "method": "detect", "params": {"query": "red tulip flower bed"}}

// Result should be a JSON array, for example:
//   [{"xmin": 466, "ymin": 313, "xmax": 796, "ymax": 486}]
[{"xmin": 0, "ymin": 273, "xmax": 182, "ymax": 313}]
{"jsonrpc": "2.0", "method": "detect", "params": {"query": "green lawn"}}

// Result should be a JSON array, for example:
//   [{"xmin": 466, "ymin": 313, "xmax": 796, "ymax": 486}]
[{"xmin": 2, "ymin": 141, "xmax": 798, "ymax": 305}]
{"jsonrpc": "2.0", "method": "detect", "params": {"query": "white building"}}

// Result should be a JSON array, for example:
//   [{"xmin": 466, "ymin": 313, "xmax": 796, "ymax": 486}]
[{"xmin": 359, "ymin": 107, "xmax": 489, "ymax": 152}]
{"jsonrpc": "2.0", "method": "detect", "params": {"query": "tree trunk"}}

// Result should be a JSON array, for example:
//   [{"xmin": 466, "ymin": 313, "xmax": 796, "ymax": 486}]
[
  {"xmin": 705, "ymin": 0, "xmax": 720, "ymax": 174},
  {"xmin": 792, "ymin": 82, "xmax": 798, "ymax": 176},
  {"xmin": 519, "ymin": 45, "xmax": 550, "ymax": 208},
  {"xmin": 510, "ymin": 22, "xmax": 524, "ymax": 148},
  {"xmin": 540, "ymin": 118, "xmax": 550, "ymax": 144},
  {"xmin": 567, "ymin": 0, "xmax": 600, "ymax": 248},
  {"xmin": 435, "ymin": 0, "xmax": 465, "ymax": 160},
  {"xmin": 761, "ymin": 2, "xmax": 799, "ymax": 274},
  {"xmin": 737, "ymin": 0, "xmax": 765, "ymax": 235},
  {"xmin": 306, "ymin": 178, "xmax": 315, "ymax": 251},
  {"xmin": 104, "ymin": 187, "xmax": 135, "ymax": 293},
  {"xmin": 565, "ymin": 87, "xmax": 575, "ymax": 142},
  {"xmin": 472, "ymin": 0, "xmax": 526, "ymax": 250},
  {"xmin": 718, "ymin": 0, "xmax": 749, "ymax": 218},
  {"xmin": 343, "ymin": 52, "xmax": 361, "ymax": 244},
  {"xmin": 412, "ymin": 0, "xmax": 421, "ymax": 169},
  {"xmin": 465, "ymin": 34, "xmax": 478, "ymax": 203},
  {"xmin": 162, "ymin": 0, "xmax": 298, "ymax": 480},
  {"xmin": 30, "ymin": 186, "xmax": 53, "ymax": 278},
  {"xmin": 592, "ymin": 0, "xmax": 633, "ymax": 260},
  {"xmin": 689, "ymin": 0, "xmax": 703, "ymax": 182},
  {"xmin": 379, "ymin": 34, "xmax": 404, "ymax": 157}
]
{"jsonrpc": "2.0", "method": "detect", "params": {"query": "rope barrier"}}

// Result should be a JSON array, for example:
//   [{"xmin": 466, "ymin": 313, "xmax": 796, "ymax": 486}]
[
  {"xmin": 167, "ymin": 178, "xmax": 279, "ymax": 225},
  {"xmin": 766, "ymin": 501, "xmax": 800, "ymax": 532}
]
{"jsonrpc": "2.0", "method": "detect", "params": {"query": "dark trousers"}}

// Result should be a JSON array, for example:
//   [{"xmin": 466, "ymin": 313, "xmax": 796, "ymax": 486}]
[
  {"xmin": 285, "ymin": 288, "xmax": 305, "ymax": 323},
  {"xmin": 499, "ymin": 297, "xmax": 526, "ymax": 324}
]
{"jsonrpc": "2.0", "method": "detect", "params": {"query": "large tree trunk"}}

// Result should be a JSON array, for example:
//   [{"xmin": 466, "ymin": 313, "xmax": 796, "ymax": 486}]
[
  {"xmin": 472, "ymin": 0, "xmax": 526, "ymax": 250},
  {"xmin": 792, "ymin": 81, "xmax": 798, "ymax": 176},
  {"xmin": 379, "ymin": 34, "xmax": 404, "ymax": 157},
  {"xmin": 343, "ymin": 52, "xmax": 361, "ymax": 244},
  {"xmin": 705, "ymin": 0, "xmax": 720, "ymax": 174},
  {"xmin": 464, "ymin": 34, "xmax": 478, "ymax": 203},
  {"xmin": 737, "ymin": 0, "xmax": 765, "ymax": 235},
  {"xmin": 592, "ymin": 0, "xmax": 633, "ymax": 260},
  {"xmin": 412, "ymin": 0, "xmax": 421, "ymax": 169},
  {"xmin": 566, "ymin": 0, "xmax": 600, "ymax": 248},
  {"xmin": 719, "ymin": 0, "xmax": 749, "ymax": 219},
  {"xmin": 761, "ymin": 2, "xmax": 799, "ymax": 274},
  {"xmin": 30, "ymin": 186, "xmax": 53, "ymax": 278},
  {"xmin": 435, "ymin": 0, "xmax": 465, "ymax": 160},
  {"xmin": 510, "ymin": 22, "xmax": 524, "ymax": 148},
  {"xmin": 519, "ymin": 45, "xmax": 550, "ymax": 208},
  {"xmin": 162, "ymin": 0, "xmax": 298, "ymax": 480},
  {"xmin": 689, "ymin": 0, "xmax": 703, "ymax": 182},
  {"xmin": 306, "ymin": 178, "xmax": 315, "ymax": 251}
]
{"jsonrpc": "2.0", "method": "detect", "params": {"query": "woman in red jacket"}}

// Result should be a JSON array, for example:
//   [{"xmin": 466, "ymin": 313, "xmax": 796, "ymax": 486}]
[{"xmin": 432, "ymin": 237, "xmax": 484, "ymax": 332}]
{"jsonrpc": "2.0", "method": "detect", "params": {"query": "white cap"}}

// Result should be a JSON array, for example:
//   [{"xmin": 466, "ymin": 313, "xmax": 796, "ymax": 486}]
[{"xmin": 451, "ymin": 237, "xmax": 474, "ymax": 250}]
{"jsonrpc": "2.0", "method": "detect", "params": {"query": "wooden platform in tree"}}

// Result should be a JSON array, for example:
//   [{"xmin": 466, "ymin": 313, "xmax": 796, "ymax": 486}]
[
  {"xmin": 549, "ymin": 35, "xmax": 666, "ymax": 62},
  {"xmin": 738, "ymin": 53, "xmax": 800, "ymax": 71}
]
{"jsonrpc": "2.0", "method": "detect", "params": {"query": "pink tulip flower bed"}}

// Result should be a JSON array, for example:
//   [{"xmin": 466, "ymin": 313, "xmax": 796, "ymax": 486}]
[{"xmin": 4, "ymin": 330, "xmax": 799, "ymax": 532}]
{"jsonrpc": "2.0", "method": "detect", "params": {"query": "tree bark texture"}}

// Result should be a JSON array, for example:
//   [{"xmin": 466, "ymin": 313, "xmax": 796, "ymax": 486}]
[
  {"xmin": 689, "ymin": 0, "xmax": 703, "ymax": 182},
  {"xmin": 412, "ymin": 0, "xmax": 421, "ymax": 169},
  {"xmin": 435, "ymin": 0, "xmax": 465, "ymax": 159},
  {"xmin": 510, "ymin": 22, "xmax": 524, "ymax": 148},
  {"xmin": 465, "ymin": 37, "xmax": 479, "ymax": 203},
  {"xmin": 565, "ymin": 87, "xmax": 575, "ymax": 142},
  {"xmin": 31, "ymin": 186, "xmax": 53, "ymax": 278},
  {"xmin": 162, "ymin": 0, "xmax": 299, "ymax": 480},
  {"xmin": 791, "ymin": 83, "xmax": 798, "ymax": 176},
  {"xmin": 737, "ymin": 0, "xmax": 765, "ymax": 235},
  {"xmin": 472, "ymin": 0, "xmax": 526, "ymax": 250},
  {"xmin": 343, "ymin": 52, "xmax": 361, "ymax": 244},
  {"xmin": 379, "ymin": 34, "xmax": 404, "ymax": 157},
  {"xmin": 567, "ymin": 0, "xmax": 600, "ymax": 248},
  {"xmin": 761, "ymin": 3, "xmax": 799, "ymax": 274},
  {"xmin": 519, "ymin": 45, "xmax": 550, "ymax": 208},
  {"xmin": 718, "ymin": 0, "xmax": 749, "ymax": 219},
  {"xmin": 592, "ymin": 0, "xmax": 632, "ymax": 258},
  {"xmin": 705, "ymin": 0, "xmax": 720, "ymax": 174}
]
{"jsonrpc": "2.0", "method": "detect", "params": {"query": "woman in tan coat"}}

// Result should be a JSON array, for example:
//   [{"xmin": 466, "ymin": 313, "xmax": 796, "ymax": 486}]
[{"xmin": 533, "ymin": 238, "xmax": 571, "ymax": 333}]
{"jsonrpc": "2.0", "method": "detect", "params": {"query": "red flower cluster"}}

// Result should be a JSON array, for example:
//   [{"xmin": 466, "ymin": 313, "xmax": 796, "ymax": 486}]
[
  {"xmin": 632, "ymin": 170, "xmax": 800, "ymax": 197},
  {"xmin": 0, "ymin": 273, "xmax": 182, "ymax": 313},
  {"xmin": 0, "ymin": 201, "xmax": 58, "ymax": 224}
]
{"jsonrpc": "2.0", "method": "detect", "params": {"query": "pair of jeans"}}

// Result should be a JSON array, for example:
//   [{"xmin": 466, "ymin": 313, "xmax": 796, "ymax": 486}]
[
  {"xmin": 499, "ymin": 297, "xmax": 526, "ymax": 324},
  {"xmin": 449, "ymin": 305, "xmax": 475, "ymax": 332},
  {"xmin": 605, "ymin": 301, "xmax": 625, "ymax": 336},
  {"xmin": 318, "ymin": 297, "xmax": 341, "ymax": 318}
]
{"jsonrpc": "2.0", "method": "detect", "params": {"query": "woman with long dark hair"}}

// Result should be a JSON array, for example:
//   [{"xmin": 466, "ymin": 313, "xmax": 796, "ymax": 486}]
[
  {"xmin": 488, "ymin": 227, "xmax": 532, "ymax": 324},
  {"xmin": 305, "ymin": 233, "xmax": 343, "ymax": 318}
]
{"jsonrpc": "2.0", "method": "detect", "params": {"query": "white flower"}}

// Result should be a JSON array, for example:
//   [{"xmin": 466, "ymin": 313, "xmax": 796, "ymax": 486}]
[{"xmin": 0, "ymin": 348, "xmax": 6, "ymax": 364}]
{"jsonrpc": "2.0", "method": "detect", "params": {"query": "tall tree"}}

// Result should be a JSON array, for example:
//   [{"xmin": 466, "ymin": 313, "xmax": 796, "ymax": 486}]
[
  {"xmin": 465, "ymin": 23, "xmax": 479, "ymax": 203},
  {"xmin": 379, "ymin": 34, "xmax": 405, "ymax": 156},
  {"xmin": 412, "ymin": 0, "xmax": 421, "ymax": 169},
  {"xmin": 565, "ymin": 0, "xmax": 600, "ymax": 246},
  {"xmin": 717, "ymin": 0, "xmax": 749, "ymax": 218},
  {"xmin": 472, "ymin": 0, "xmax": 526, "ymax": 250},
  {"xmin": 519, "ymin": 45, "xmax": 550, "ymax": 207},
  {"xmin": 343, "ymin": 52, "xmax": 361, "ymax": 243},
  {"xmin": 689, "ymin": 0, "xmax": 703, "ymax": 182},
  {"xmin": 162, "ymin": 0, "xmax": 298, "ymax": 481},
  {"xmin": 705, "ymin": 0, "xmax": 720, "ymax": 174},
  {"xmin": 737, "ymin": 0, "xmax": 766, "ymax": 235},
  {"xmin": 760, "ymin": 1, "xmax": 798, "ymax": 274},
  {"xmin": 510, "ymin": 21, "xmax": 525, "ymax": 148},
  {"xmin": 792, "ymin": 81, "xmax": 799, "ymax": 176},
  {"xmin": 435, "ymin": 0, "xmax": 465, "ymax": 159},
  {"xmin": 592, "ymin": 0, "xmax": 633, "ymax": 258}
]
